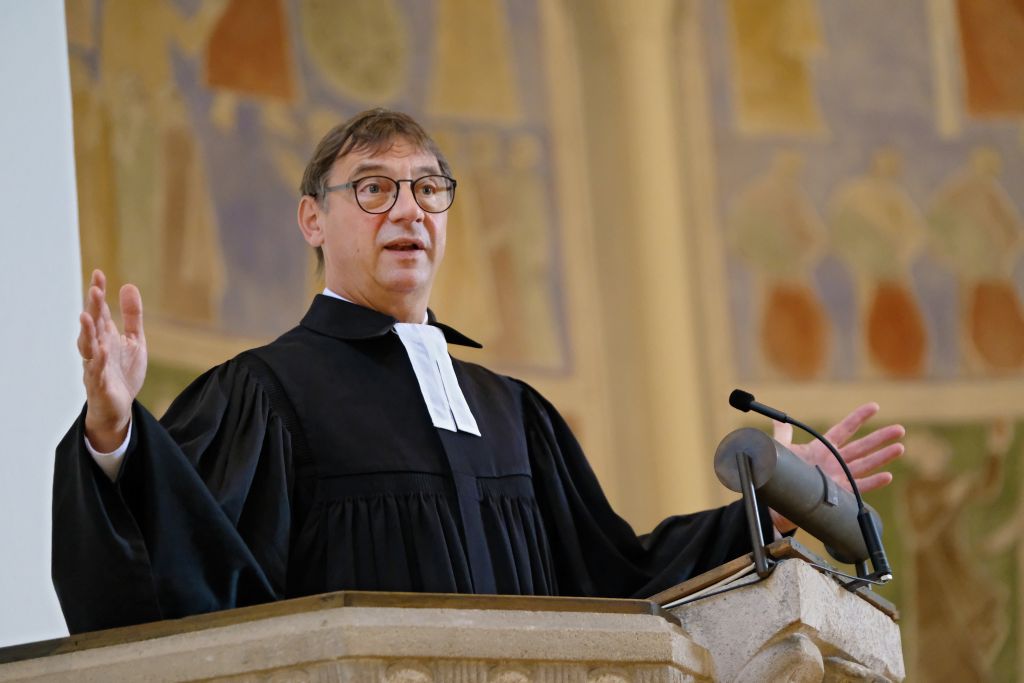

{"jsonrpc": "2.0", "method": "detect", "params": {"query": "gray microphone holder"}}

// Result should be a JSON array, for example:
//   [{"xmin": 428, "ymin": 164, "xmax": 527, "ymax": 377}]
[{"xmin": 714, "ymin": 428, "xmax": 882, "ymax": 584}]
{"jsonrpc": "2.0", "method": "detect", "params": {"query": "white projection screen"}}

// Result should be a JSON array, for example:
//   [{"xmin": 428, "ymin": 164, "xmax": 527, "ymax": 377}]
[{"xmin": 0, "ymin": 0, "xmax": 83, "ymax": 646}]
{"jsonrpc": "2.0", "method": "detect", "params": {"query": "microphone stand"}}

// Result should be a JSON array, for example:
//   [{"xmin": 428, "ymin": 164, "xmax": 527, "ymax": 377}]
[{"xmin": 736, "ymin": 451, "xmax": 774, "ymax": 578}]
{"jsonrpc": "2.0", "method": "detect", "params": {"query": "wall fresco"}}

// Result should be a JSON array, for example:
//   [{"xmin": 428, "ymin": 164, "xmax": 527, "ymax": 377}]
[
  {"xmin": 708, "ymin": 0, "xmax": 1024, "ymax": 383},
  {"xmin": 701, "ymin": 2, "xmax": 1024, "ymax": 679},
  {"xmin": 67, "ymin": 0, "xmax": 570, "ymax": 418}
]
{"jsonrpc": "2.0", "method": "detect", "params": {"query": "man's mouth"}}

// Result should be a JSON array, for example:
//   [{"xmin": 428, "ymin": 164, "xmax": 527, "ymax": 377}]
[{"xmin": 384, "ymin": 239, "xmax": 426, "ymax": 251}]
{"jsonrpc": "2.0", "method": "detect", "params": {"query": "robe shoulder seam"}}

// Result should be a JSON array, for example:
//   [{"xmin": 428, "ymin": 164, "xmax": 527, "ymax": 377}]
[{"xmin": 233, "ymin": 350, "xmax": 314, "ymax": 470}]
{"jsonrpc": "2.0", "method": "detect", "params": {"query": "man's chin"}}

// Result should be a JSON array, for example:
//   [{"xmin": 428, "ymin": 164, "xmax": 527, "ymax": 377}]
[{"xmin": 380, "ymin": 271, "xmax": 433, "ymax": 297}]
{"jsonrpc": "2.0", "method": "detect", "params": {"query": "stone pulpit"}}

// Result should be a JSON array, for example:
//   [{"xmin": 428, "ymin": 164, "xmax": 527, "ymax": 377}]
[{"xmin": 0, "ymin": 541, "xmax": 903, "ymax": 682}]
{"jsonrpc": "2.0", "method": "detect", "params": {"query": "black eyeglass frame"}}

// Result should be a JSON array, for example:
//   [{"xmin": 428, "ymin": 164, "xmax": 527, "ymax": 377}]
[{"xmin": 323, "ymin": 175, "xmax": 458, "ymax": 214}]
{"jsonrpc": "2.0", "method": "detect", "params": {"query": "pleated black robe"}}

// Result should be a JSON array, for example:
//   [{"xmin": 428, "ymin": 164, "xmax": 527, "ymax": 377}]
[{"xmin": 53, "ymin": 295, "xmax": 766, "ymax": 634}]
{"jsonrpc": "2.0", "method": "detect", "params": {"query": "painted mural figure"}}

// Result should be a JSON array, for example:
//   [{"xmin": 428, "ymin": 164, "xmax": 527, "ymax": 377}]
[
  {"xmin": 297, "ymin": 0, "xmax": 409, "ymax": 104},
  {"xmin": 902, "ymin": 425, "xmax": 1012, "ymax": 681},
  {"xmin": 956, "ymin": 0, "xmax": 1024, "ymax": 116},
  {"xmin": 206, "ymin": 0, "xmax": 296, "ymax": 102},
  {"xmin": 729, "ymin": 150, "xmax": 831, "ymax": 379},
  {"xmin": 204, "ymin": 0, "xmax": 299, "ymax": 137},
  {"xmin": 55, "ymin": 110, "xmax": 904, "ymax": 636},
  {"xmin": 982, "ymin": 421, "xmax": 1024, "ymax": 558},
  {"xmin": 927, "ymin": 148, "xmax": 1024, "ymax": 373},
  {"xmin": 428, "ymin": 0, "xmax": 524, "ymax": 123},
  {"xmin": 71, "ymin": 0, "xmax": 228, "ymax": 326},
  {"xmin": 828, "ymin": 149, "xmax": 928, "ymax": 378},
  {"xmin": 464, "ymin": 133, "xmax": 562, "ymax": 367},
  {"xmin": 499, "ymin": 134, "xmax": 562, "ymax": 366},
  {"xmin": 727, "ymin": 0, "xmax": 826, "ymax": 135}
]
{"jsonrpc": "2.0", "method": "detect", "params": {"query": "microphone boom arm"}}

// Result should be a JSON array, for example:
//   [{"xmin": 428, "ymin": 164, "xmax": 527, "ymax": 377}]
[{"xmin": 784, "ymin": 415, "xmax": 892, "ymax": 584}]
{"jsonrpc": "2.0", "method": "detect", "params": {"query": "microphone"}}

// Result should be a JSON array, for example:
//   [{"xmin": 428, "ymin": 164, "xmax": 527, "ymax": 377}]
[
  {"xmin": 714, "ymin": 428, "xmax": 879, "ymax": 564},
  {"xmin": 728, "ymin": 389, "xmax": 788, "ymax": 423},
  {"xmin": 727, "ymin": 389, "xmax": 893, "ymax": 583}
]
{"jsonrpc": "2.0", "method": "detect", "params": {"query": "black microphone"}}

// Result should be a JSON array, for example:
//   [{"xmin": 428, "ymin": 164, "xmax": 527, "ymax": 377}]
[
  {"xmin": 729, "ymin": 389, "xmax": 788, "ymax": 423},
  {"xmin": 728, "ymin": 389, "xmax": 893, "ymax": 583}
]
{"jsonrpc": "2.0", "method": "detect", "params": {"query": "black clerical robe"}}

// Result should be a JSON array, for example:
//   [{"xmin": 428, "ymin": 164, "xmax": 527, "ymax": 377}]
[{"xmin": 53, "ymin": 296, "xmax": 766, "ymax": 634}]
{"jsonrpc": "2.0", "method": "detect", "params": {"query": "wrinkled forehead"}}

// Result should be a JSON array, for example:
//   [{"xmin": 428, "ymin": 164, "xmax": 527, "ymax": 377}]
[{"xmin": 334, "ymin": 136, "xmax": 441, "ymax": 175}]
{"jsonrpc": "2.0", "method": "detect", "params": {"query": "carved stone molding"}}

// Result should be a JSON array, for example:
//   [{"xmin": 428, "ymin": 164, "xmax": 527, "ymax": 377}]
[
  {"xmin": 198, "ymin": 659, "xmax": 704, "ymax": 683},
  {"xmin": 0, "ymin": 599, "xmax": 711, "ymax": 683},
  {"xmin": 670, "ymin": 560, "xmax": 904, "ymax": 682},
  {"xmin": 733, "ymin": 633, "xmax": 824, "ymax": 683}
]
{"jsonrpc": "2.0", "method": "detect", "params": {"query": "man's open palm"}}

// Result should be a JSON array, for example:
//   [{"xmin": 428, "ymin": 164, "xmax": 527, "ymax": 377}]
[{"xmin": 77, "ymin": 269, "xmax": 147, "ymax": 450}]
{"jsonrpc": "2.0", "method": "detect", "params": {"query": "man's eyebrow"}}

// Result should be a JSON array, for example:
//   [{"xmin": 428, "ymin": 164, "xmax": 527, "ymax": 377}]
[{"xmin": 348, "ymin": 162, "xmax": 442, "ymax": 178}]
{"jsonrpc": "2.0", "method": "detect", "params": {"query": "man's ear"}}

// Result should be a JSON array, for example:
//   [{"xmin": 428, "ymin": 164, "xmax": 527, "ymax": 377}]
[{"xmin": 297, "ymin": 195, "xmax": 325, "ymax": 247}]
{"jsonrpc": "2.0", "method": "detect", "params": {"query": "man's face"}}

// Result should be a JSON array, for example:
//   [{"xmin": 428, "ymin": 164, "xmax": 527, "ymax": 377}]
[{"xmin": 314, "ymin": 138, "xmax": 448, "ymax": 319}]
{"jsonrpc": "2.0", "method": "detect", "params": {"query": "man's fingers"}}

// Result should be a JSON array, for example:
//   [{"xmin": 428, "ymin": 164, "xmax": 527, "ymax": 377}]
[
  {"xmin": 77, "ymin": 312, "xmax": 94, "ymax": 359},
  {"xmin": 85, "ymin": 284, "xmax": 103, "ymax": 324},
  {"xmin": 855, "ymin": 471, "xmax": 894, "ymax": 494},
  {"xmin": 847, "ymin": 443, "xmax": 904, "ymax": 478},
  {"xmin": 840, "ymin": 424, "xmax": 906, "ymax": 462},
  {"xmin": 120, "ymin": 284, "xmax": 144, "ymax": 340},
  {"xmin": 822, "ymin": 402, "xmax": 880, "ymax": 447},
  {"xmin": 85, "ymin": 343, "xmax": 111, "ymax": 385},
  {"xmin": 89, "ymin": 269, "xmax": 106, "ymax": 295},
  {"xmin": 80, "ymin": 317, "xmax": 106, "ymax": 383},
  {"xmin": 773, "ymin": 420, "xmax": 794, "ymax": 445},
  {"xmin": 96, "ymin": 288, "xmax": 121, "ymax": 353},
  {"xmin": 88, "ymin": 283, "xmax": 117, "ymax": 344},
  {"xmin": 85, "ymin": 269, "xmax": 106, "ymax": 318},
  {"xmin": 98, "ymin": 285, "xmax": 114, "ymax": 332}
]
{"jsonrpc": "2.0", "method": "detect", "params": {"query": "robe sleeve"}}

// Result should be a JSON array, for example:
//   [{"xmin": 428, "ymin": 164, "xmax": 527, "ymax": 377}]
[
  {"xmin": 52, "ymin": 358, "xmax": 293, "ymax": 634},
  {"xmin": 520, "ymin": 383, "xmax": 771, "ymax": 600}
]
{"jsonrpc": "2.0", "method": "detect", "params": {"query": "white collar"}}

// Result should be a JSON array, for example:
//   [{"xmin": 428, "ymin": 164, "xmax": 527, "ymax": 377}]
[{"xmin": 321, "ymin": 288, "xmax": 480, "ymax": 436}]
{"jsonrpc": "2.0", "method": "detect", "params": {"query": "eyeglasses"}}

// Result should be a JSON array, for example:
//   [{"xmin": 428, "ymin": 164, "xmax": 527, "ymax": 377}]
[{"xmin": 324, "ymin": 175, "xmax": 457, "ymax": 214}]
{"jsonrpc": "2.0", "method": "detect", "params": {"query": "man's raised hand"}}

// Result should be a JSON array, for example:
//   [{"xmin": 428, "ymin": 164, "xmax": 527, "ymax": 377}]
[
  {"xmin": 77, "ymin": 269, "xmax": 147, "ymax": 452},
  {"xmin": 769, "ymin": 403, "xmax": 905, "ymax": 533}
]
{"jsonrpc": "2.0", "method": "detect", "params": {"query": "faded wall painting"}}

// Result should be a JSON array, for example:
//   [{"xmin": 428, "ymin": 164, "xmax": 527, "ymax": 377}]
[
  {"xmin": 956, "ymin": 0, "xmax": 1024, "ymax": 118},
  {"xmin": 67, "ymin": 0, "xmax": 570, "ymax": 413},
  {"xmin": 697, "ymin": 1, "xmax": 1024, "ymax": 680},
  {"xmin": 726, "ymin": 0, "xmax": 827, "ymax": 136},
  {"xmin": 709, "ymin": 0, "xmax": 1024, "ymax": 384},
  {"xmin": 871, "ymin": 419, "xmax": 1024, "ymax": 681}
]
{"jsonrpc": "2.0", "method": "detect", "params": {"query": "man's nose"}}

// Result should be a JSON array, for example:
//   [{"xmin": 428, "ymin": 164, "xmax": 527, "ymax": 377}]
[{"xmin": 388, "ymin": 181, "xmax": 424, "ymax": 221}]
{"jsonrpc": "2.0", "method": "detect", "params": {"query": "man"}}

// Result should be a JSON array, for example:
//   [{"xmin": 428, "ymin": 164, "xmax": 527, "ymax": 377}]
[{"xmin": 55, "ymin": 109, "xmax": 903, "ymax": 634}]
